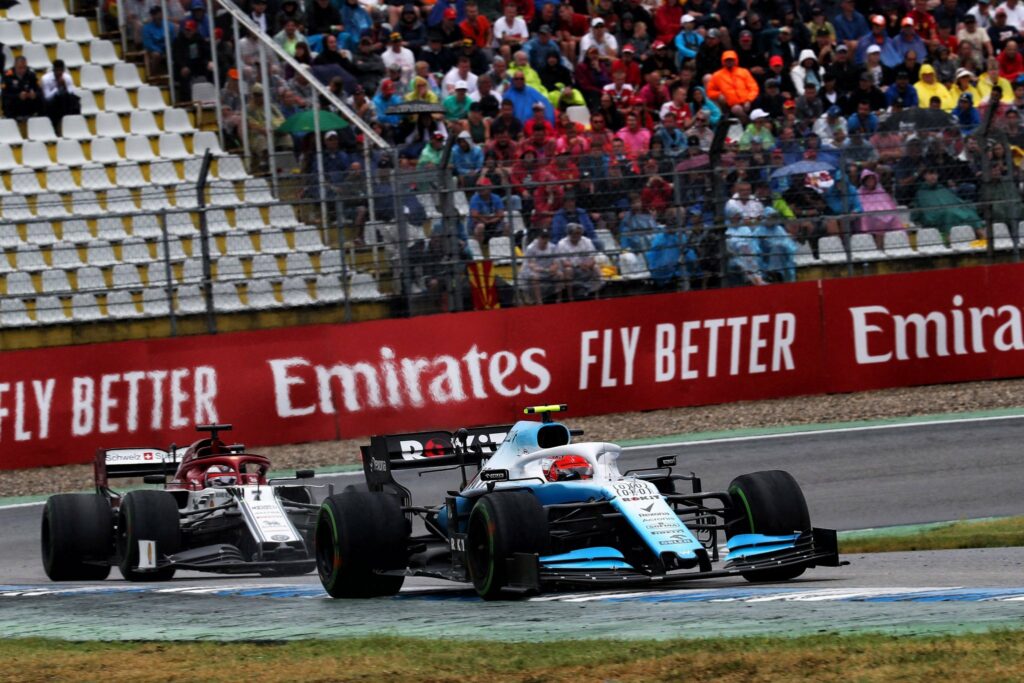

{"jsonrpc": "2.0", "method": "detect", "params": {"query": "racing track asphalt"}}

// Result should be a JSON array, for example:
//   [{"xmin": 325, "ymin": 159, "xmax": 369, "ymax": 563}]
[{"xmin": 1, "ymin": 416, "xmax": 1023, "ymax": 640}]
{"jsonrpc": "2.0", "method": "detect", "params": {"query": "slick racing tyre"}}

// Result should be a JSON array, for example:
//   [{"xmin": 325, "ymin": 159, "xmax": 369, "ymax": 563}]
[
  {"xmin": 316, "ymin": 491, "xmax": 409, "ymax": 598},
  {"xmin": 466, "ymin": 491, "xmax": 549, "ymax": 600},
  {"xmin": 117, "ymin": 490, "xmax": 180, "ymax": 582},
  {"xmin": 41, "ymin": 493, "xmax": 113, "ymax": 581},
  {"xmin": 727, "ymin": 470, "xmax": 811, "ymax": 583}
]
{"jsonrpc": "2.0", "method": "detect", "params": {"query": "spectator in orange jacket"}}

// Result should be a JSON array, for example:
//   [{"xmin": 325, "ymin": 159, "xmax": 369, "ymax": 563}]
[{"xmin": 706, "ymin": 50, "xmax": 760, "ymax": 120}]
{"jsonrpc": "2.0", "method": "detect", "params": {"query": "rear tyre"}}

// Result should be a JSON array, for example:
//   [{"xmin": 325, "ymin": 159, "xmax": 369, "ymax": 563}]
[
  {"xmin": 727, "ymin": 470, "xmax": 811, "ymax": 583},
  {"xmin": 41, "ymin": 493, "xmax": 113, "ymax": 581},
  {"xmin": 466, "ymin": 491, "xmax": 548, "ymax": 600},
  {"xmin": 316, "ymin": 491, "xmax": 409, "ymax": 598},
  {"xmin": 117, "ymin": 490, "xmax": 180, "ymax": 582}
]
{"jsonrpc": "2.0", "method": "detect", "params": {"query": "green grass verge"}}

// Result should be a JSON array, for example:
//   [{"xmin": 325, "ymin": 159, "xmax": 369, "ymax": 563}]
[
  {"xmin": 839, "ymin": 516, "xmax": 1024, "ymax": 554},
  {"xmin": 3, "ymin": 631, "xmax": 1023, "ymax": 682}
]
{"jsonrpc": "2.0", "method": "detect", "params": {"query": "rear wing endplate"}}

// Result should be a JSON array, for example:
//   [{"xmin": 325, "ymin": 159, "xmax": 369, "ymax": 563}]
[{"xmin": 94, "ymin": 447, "xmax": 178, "ymax": 490}]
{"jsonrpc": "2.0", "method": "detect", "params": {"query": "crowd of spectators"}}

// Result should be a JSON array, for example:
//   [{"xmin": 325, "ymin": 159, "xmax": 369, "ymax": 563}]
[{"xmin": 101, "ymin": 0, "xmax": 1024, "ymax": 299}]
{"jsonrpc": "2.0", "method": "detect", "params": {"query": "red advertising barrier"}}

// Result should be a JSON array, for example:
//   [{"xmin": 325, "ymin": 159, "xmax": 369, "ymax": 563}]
[{"xmin": 3, "ymin": 264, "xmax": 1024, "ymax": 470}]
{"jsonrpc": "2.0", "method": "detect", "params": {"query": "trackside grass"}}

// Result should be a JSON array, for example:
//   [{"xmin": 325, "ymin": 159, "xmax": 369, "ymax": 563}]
[
  {"xmin": 839, "ymin": 516, "xmax": 1024, "ymax": 554},
  {"xmin": 2, "ymin": 631, "xmax": 1023, "ymax": 682}
]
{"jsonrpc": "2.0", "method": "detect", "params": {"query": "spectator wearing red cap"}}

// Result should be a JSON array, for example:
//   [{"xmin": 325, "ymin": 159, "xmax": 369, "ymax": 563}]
[
  {"xmin": 610, "ymin": 44, "xmax": 641, "ymax": 87},
  {"xmin": 856, "ymin": 15, "xmax": 893, "ymax": 66},
  {"xmin": 765, "ymin": 55, "xmax": 797, "ymax": 100},
  {"xmin": 436, "ymin": 6, "xmax": 465, "ymax": 48},
  {"xmin": 891, "ymin": 17, "xmax": 928, "ymax": 68},
  {"xmin": 170, "ymin": 16, "xmax": 211, "ymax": 103}
]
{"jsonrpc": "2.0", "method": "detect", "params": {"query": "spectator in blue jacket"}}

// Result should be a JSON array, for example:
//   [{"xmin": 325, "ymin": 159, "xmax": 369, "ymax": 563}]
[
  {"xmin": 550, "ymin": 193, "xmax": 600, "ymax": 246},
  {"xmin": 503, "ymin": 71, "xmax": 554, "ymax": 123},
  {"xmin": 886, "ymin": 69, "xmax": 920, "ymax": 107},
  {"xmin": 674, "ymin": 14, "xmax": 703, "ymax": 65},
  {"xmin": 142, "ymin": 6, "xmax": 176, "ymax": 77},
  {"xmin": 833, "ymin": 0, "xmax": 869, "ymax": 47},
  {"xmin": 452, "ymin": 131, "xmax": 484, "ymax": 183}
]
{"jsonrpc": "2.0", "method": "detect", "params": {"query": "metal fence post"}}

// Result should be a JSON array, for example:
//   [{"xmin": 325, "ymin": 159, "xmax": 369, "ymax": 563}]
[
  {"xmin": 208, "ymin": 0, "xmax": 225, "ymax": 150},
  {"xmin": 334, "ymin": 198, "xmax": 353, "ymax": 322},
  {"xmin": 195, "ymin": 150, "xmax": 217, "ymax": 334},
  {"xmin": 161, "ymin": 0, "xmax": 176, "ymax": 106},
  {"xmin": 232, "ymin": 17, "xmax": 250, "ymax": 163},
  {"xmin": 258, "ymin": 41, "xmax": 278, "ymax": 194},
  {"xmin": 312, "ymin": 90, "xmax": 329, "ymax": 232},
  {"xmin": 159, "ymin": 211, "xmax": 177, "ymax": 336},
  {"xmin": 390, "ymin": 150, "xmax": 412, "ymax": 314}
]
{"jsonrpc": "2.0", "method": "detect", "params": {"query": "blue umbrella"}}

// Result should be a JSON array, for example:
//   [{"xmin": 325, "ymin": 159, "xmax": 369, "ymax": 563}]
[{"xmin": 769, "ymin": 159, "xmax": 835, "ymax": 180}]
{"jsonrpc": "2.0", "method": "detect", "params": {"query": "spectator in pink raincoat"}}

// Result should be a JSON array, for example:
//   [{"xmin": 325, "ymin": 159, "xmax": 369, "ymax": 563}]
[{"xmin": 858, "ymin": 168, "xmax": 904, "ymax": 246}]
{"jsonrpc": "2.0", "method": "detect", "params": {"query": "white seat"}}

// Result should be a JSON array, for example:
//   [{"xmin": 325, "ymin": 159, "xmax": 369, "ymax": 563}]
[
  {"xmin": 112, "ymin": 263, "xmax": 142, "ymax": 289},
  {"xmin": 124, "ymin": 135, "xmax": 156, "ymax": 162},
  {"xmin": 293, "ymin": 225, "xmax": 324, "ymax": 252},
  {"xmin": 0, "ymin": 143, "xmax": 18, "ymax": 171},
  {"xmin": 35, "ymin": 295, "xmax": 67, "ymax": 324},
  {"xmin": 260, "ymin": 229, "xmax": 290, "ymax": 254},
  {"xmin": 246, "ymin": 279, "xmax": 279, "ymax": 309},
  {"xmin": 21, "ymin": 141, "xmax": 53, "ymax": 169},
  {"xmin": 166, "ymin": 211, "xmax": 196, "ymax": 236},
  {"xmin": 950, "ymin": 225, "xmax": 981, "ymax": 252},
  {"xmin": 818, "ymin": 235, "xmax": 847, "ymax": 264},
  {"xmin": 181, "ymin": 258, "xmax": 204, "ymax": 284},
  {"xmin": 121, "ymin": 237, "xmax": 153, "ymax": 264},
  {"xmin": 850, "ymin": 233, "xmax": 885, "ymax": 262},
  {"xmin": 193, "ymin": 131, "xmax": 223, "ymax": 156},
  {"xmin": 41, "ymin": 269, "xmax": 71, "ymax": 294},
  {"xmin": 5, "ymin": 2, "xmax": 35, "ymax": 22},
  {"xmin": 315, "ymin": 274, "xmax": 344, "ymax": 303},
  {"xmin": 882, "ymin": 230, "xmax": 915, "ymax": 258},
  {"xmin": 113, "ymin": 63, "xmax": 143, "ymax": 90},
  {"xmin": 252, "ymin": 253, "xmax": 281, "ymax": 279},
  {"xmin": 916, "ymin": 227, "xmax": 951, "ymax": 255},
  {"xmin": 993, "ymin": 223, "xmax": 1015, "ymax": 251},
  {"xmin": 216, "ymin": 155, "xmax": 248, "ymax": 181},
  {"xmin": 244, "ymin": 178, "xmax": 274, "ymax": 204},
  {"xmin": 45, "ymin": 165, "xmax": 78, "ymax": 193},
  {"xmin": 0, "ymin": 298, "xmax": 34, "ymax": 327},
  {"xmin": 0, "ymin": 119, "xmax": 23, "ymax": 146},
  {"xmin": 190, "ymin": 81, "xmax": 217, "ymax": 105},
  {"xmin": 106, "ymin": 289, "xmax": 139, "ymax": 318},
  {"xmin": 148, "ymin": 159, "xmax": 182, "ymax": 186},
  {"xmin": 86, "ymin": 240, "xmax": 117, "ymax": 267},
  {"xmin": 22, "ymin": 43, "xmax": 51, "ymax": 70},
  {"xmin": 25, "ymin": 219, "xmax": 57, "ymax": 245},
  {"xmin": 140, "ymin": 186, "xmax": 172, "ymax": 212},
  {"xmin": 349, "ymin": 272, "xmax": 380, "ymax": 300},
  {"xmin": 282, "ymin": 277, "xmax": 313, "ymax": 306},
  {"xmin": 51, "ymin": 240, "xmax": 83, "ymax": 268},
  {"xmin": 38, "ymin": 0, "xmax": 69, "ymax": 21},
  {"xmin": 29, "ymin": 19, "xmax": 60, "ymax": 45},
  {"xmin": 78, "ymin": 64, "xmax": 110, "ymax": 92},
  {"xmin": 0, "ymin": 224, "xmax": 17, "ymax": 249},
  {"xmin": 97, "ymin": 216, "xmax": 127, "ymax": 241},
  {"xmin": 618, "ymin": 251, "xmax": 650, "ymax": 279},
  {"xmin": 215, "ymin": 255, "xmax": 245, "ymax": 281},
  {"xmin": 65, "ymin": 16, "xmax": 96, "ymax": 43},
  {"xmin": 60, "ymin": 218, "xmax": 92, "ymax": 243},
  {"xmin": 284, "ymin": 252, "xmax": 313, "ymax": 276},
  {"xmin": 489, "ymin": 235, "xmax": 513, "ymax": 265},
  {"xmin": 78, "ymin": 90, "xmax": 99, "ymax": 115},
  {"xmin": 213, "ymin": 281, "xmax": 244, "ymax": 312},
  {"xmin": 79, "ymin": 163, "xmax": 114, "ymax": 190},
  {"xmin": 566, "ymin": 105, "xmax": 591, "ymax": 129},
  {"xmin": 70, "ymin": 292, "xmax": 103, "ymax": 321},
  {"xmin": 6, "ymin": 271, "xmax": 37, "ymax": 295},
  {"xmin": 129, "ymin": 110, "xmax": 161, "ymax": 137},
  {"xmin": 95, "ymin": 112, "xmax": 127, "ymax": 139},
  {"xmin": 225, "ymin": 232, "xmax": 256, "ymax": 256},
  {"xmin": 89, "ymin": 137, "xmax": 122, "ymax": 163},
  {"xmin": 208, "ymin": 180, "xmax": 238, "ymax": 206},
  {"xmin": 0, "ymin": 21, "xmax": 26, "ymax": 48},
  {"xmin": 157, "ymin": 132, "xmax": 189, "ymax": 160},
  {"xmin": 105, "ymin": 188, "xmax": 137, "ymax": 214},
  {"xmin": 173, "ymin": 187, "xmax": 199, "ymax": 208},
  {"xmin": 115, "ymin": 161, "xmax": 147, "ymax": 188},
  {"xmin": 15, "ymin": 244, "xmax": 47, "ymax": 271},
  {"xmin": 182, "ymin": 157, "xmax": 204, "ymax": 182},
  {"xmin": 141, "ymin": 287, "xmax": 170, "ymax": 316},
  {"xmin": 35, "ymin": 192, "xmax": 69, "ymax": 219},
  {"xmin": 70, "ymin": 191, "xmax": 102, "ymax": 217},
  {"xmin": 157, "ymin": 236, "xmax": 187, "ymax": 262},
  {"xmin": 467, "ymin": 238, "xmax": 484, "ymax": 260},
  {"xmin": 235, "ymin": 206, "xmax": 265, "ymax": 231},
  {"xmin": 27, "ymin": 116, "xmax": 57, "ymax": 143},
  {"xmin": 136, "ymin": 86, "xmax": 167, "ymax": 111},
  {"xmin": 55, "ymin": 41, "xmax": 85, "ymax": 69},
  {"xmin": 58, "ymin": 115, "xmax": 91, "ymax": 142},
  {"xmin": 131, "ymin": 214, "xmax": 162, "ymax": 239},
  {"xmin": 2, "ymin": 194, "xmax": 34, "ymax": 220},
  {"xmin": 175, "ymin": 284, "xmax": 205, "ymax": 314},
  {"xmin": 269, "ymin": 203, "xmax": 298, "ymax": 227},
  {"xmin": 162, "ymin": 107, "xmax": 197, "ymax": 134},
  {"xmin": 56, "ymin": 138, "xmax": 87, "ymax": 166},
  {"xmin": 87, "ymin": 39, "xmax": 118, "ymax": 66},
  {"xmin": 75, "ymin": 265, "xmax": 105, "ymax": 291},
  {"xmin": 103, "ymin": 87, "xmax": 134, "ymax": 114}
]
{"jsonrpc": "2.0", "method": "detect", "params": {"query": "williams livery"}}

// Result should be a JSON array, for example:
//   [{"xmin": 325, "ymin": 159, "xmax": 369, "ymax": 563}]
[
  {"xmin": 315, "ymin": 405, "xmax": 842, "ymax": 600},
  {"xmin": 41, "ymin": 424, "xmax": 327, "ymax": 581}
]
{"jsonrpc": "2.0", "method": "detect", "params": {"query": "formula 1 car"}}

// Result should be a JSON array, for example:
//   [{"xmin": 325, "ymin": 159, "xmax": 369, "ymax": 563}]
[
  {"xmin": 315, "ymin": 405, "xmax": 842, "ymax": 600},
  {"xmin": 41, "ymin": 424, "xmax": 327, "ymax": 582}
]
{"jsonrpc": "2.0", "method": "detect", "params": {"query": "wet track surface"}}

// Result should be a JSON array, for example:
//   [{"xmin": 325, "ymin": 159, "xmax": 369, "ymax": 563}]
[{"xmin": 2, "ymin": 416, "xmax": 1024, "ymax": 640}]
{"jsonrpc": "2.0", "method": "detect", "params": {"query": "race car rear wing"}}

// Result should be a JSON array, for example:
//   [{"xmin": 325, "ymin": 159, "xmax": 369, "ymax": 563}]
[
  {"xmin": 94, "ymin": 447, "xmax": 178, "ymax": 490},
  {"xmin": 361, "ymin": 425, "xmax": 512, "ymax": 494}
]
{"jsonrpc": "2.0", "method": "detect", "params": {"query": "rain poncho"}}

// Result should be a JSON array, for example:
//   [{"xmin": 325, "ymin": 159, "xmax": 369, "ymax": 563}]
[
  {"xmin": 857, "ymin": 169, "xmax": 903, "ymax": 235},
  {"xmin": 646, "ymin": 229, "xmax": 688, "ymax": 285},
  {"xmin": 753, "ymin": 209, "xmax": 797, "ymax": 283},
  {"xmin": 913, "ymin": 181, "xmax": 984, "ymax": 235},
  {"xmin": 914, "ymin": 64, "xmax": 956, "ymax": 110}
]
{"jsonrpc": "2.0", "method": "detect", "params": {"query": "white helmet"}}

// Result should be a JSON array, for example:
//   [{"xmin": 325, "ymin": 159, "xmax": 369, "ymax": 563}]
[{"xmin": 206, "ymin": 464, "xmax": 236, "ymax": 486}]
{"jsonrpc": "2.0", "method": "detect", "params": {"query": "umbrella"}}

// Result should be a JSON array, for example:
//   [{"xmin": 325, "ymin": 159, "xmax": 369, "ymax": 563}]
[
  {"xmin": 310, "ymin": 63, "xmax": 358, "ymax": 95},
  {"xmin": 276, "ymin": 110, "xmax": 349, "ymax": 133},
  {"xmin": 386, "ymin": 101, "xmax": 446, "ymax": 116},
  {"xmin": 0, "ymin": 0, "xmax": 20, "ymax": 8},
  {"xmin": 878, "ymin": 108, "xmax": 956, "ymax": 133},
  {"xmin": 769, "ymin": 159, "xmax": 835, "ymax": 180}
]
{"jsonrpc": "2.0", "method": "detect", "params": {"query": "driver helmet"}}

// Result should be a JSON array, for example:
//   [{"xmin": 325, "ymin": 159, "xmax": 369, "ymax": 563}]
[
  {"xmin": 544, "ymin": 455, "xmax": 593, "ymax": 482},
  {"xmin": 206, "ymin": 464, "xmax": 237, "ymax": 486}
]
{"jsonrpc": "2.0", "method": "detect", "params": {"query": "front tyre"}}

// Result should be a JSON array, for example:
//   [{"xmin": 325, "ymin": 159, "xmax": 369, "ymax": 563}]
[
  {"xmin": 466, "ymin": 491, "xmax": 548, "ymax": 600},
  {"xmin": 316, "ymin": 491, "xmax": 408, "ymax": 598},
  {"xmin": 727, "ymin": 470, "xmax": 811, "ymax": 583},
  {"xmin": 117, "ymin": 490, "xmax": 180, "ymax": 582},
  {"xmin": 41, "ymin": 493, "xmax": 113, "ymax": 581}
]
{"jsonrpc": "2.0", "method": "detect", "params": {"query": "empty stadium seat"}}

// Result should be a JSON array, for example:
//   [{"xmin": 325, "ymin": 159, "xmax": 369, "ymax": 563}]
[
  {"xmin": 213, "ymin": 281, "xmax": 244, "ymax": 312},
  {"xmin": 489, "ymin": 236, "xmax": 513, "ymax": 265},
  {"xmin": 619, "ymin": 251, "xmax": 651, "ymax": 279},
  {"xmin": 104, "ymin": 87, "xmax": 135, "ymax": 114},
  {"xmin": 883, "ymin": 230, "xmax": 916, "ymax": 258},
  {"xmin": 90, "ymin": 137, "xmax": 122, "ymax": 164},
  {"xmin": 60, "ymin": 218, "xmax": 92, "ymax": 243},
  {"xmin": 284, "ymin": 252, "xmax": 314, "ymax": 276},
  {"xmin": 163, "ymin": 108, "xmax": 197, "ymax": 134},
  {"xmin": 46, "ymin": 165, "xmax": 78, "ymax": 193},
  {"xmin": 149, "ymin": 159, "xmax": 182, "ymax": 186},
  {"xmin": 105, "ymin": 188, "xmax": 137, "ymax": 214},
  {"xmin": 27, "ymin": 117, "xmax": 57, "ymax": 143},
  {"xmin": 0, "ymin": 119, "xmax": 23, "ymax": 146},
  {"xmin": 0, "ymin": 21, "xmax": 26, "ymax": 48},
  {"xmin": 950, "ymin": 225, "xmax": 982, "ymax": 252},
  {"xmin": 849, "ymin": 233, "xmax": 885, "ymax": 262},
  {"xmin": 87, "ymin": 39, "xmax": 118, "ymax": 66},
  {"xmin": 141, "ymin": 287, "xmax": 170, "ymax": 316},
  {"xmin": 38, "ymin": 0, "xmax": 69, "ymax": 21},
  {"xmin": 29, "ymin": 19, "xmax": 59, "ymax": 45},
  {"xmin": 122, "ymin": 237, "xmax": 154, "ymax": 264},
  {"xmin": 79, "ymin": 163, "xmax": 114, "ymax": 190},
  {"xmin": 71, "ymin": 191, "xmax": 102, "ymax": 217},
  {"xmin": 251, "ymin": 253, "xmax": 281, "ymax": 279},
  {"xmin": 86, "ymin": 240, "xmax": 117, "ymax": 267},
  {"xmin": 56, "ymin": 139, "xmax": 87, "ymax": 166},
  {"xmin": 315, "ymin": 274, "xmax": 344, "ymax": 303},
  {"xmin": 916, "ymin": 228, "xmax": 951, "ymax": 255},
  {"xmin": 131, "ymin": 214, "xmax": 162, "ymax": 239},
  {"xmin": 112, "ymin": 263, "xmax": 142, "ymax": 289},
  {"xmin": 6, "ymin": 271, "xmax": 37, "ymax": 295},
  {"xmin": 235, "ymin": 206, "xmax": 266, "ymax": 231},
  {"xmin": 79, "ymin": 64, "xmax": 111, "ymax": 92},
  {"xmin": 269, "ymin": 204, "xmax": 298, "ymax": 228},
  {"xmin": 113, "ymin": 63, "xmax": 144, "ymax": 90},
  {"xmin": 6, "ymin": 2, "xmax": 36, "ymax": 22},
  {"xmin": 225, "ymin": 232, "xmax": 256, "ymax": 256},
  {"xmin": 70, "ymin": 292, "xmax": 103, "ymax": 321},
  {"xmin": 293, "ymin": 226, "xmax": 324, "ymax": 252},
  {"xmin": 75, "ymin": 266, "xmax": 105, "ymax": 291},
  {"xmin": 97, "ymin": 216, "xmax": 127, "ymax": 241},
  {"xmin": 349, "ymin": 272, "xmax": 380, "ymax": 300},
  {"xmin": 96, "ymin": 112, "xmax": 129, "ymax": 139},
  {"xmin": 246, "ymin": 279, "xmax": 279, "ymax": 309},
  {"xmin": 993, "ymin": 223, "xmax": 1016, "ymax": 251},
  {"xmin": 208, "ymin": 180, "xmax": 237, "ymax": 206},
  {"xmin": 282, "ymin": 277, "xmax": 313, "ymax": 306},
  {"xmin": 0, "ymin": 298, "xmax": 34, "ymax": 327},
  {"xmin": 136, "ymin": 86, "xmax": 167, "ymax": 111},
  {"xmin": 107, "ymin": 289, "xmax": 139, "ymax": 318},
  {"xmin": 244, "ymin": 179, "xmax": 274, "ymax": 206},
  {"xmin": 64, "ymin": 16, "xmax": 96, "ymax": 43},
  {"xmin": 125, "ymin": 135, "xmax": 156, "ymax": 162},
  {"xmin": 36, "ymin": 295, "xmax": 68, "ymax": 325},
  {"xmin": 201, "ymin": 210, "xmax": 229, "ymax": 235},
  {"xmin": 0, "ymin": 143, "xmax": 19, "ymax": 171},
  {"xmin": 3, "ymin": 194, "xmax": 34, "ymax": 220},
  {"xmin": 260, "ymin": 229, "xmax": 290, "ymax": 254},
  {"xmin": 193, "ymin": 131, "xmax": 223, "ymax": 156},
  {"xmin": 25, "ymin": 219, "xmax": 57, "ymax": 245},
  {"xmin": 41, "ymin": 269, "xmax": 71, "ymax": 294},
  {"xmin": 35, "ymin": 192, "xmax": 69, "ymax": 219},
  {"xmin": 130, "ymin": 110, "xmax": 161, "ymax": 137},
  {"xmin": 51, "ymin": 241, "xmax": 83, "ymax": 268},
  {"xmin": 158, "ymin": 132, "xmax": 189, "ymax": 160},
  {"xmin": 818, "ymin": 236, "xmax": 847, "ymax": 264},
  {"xmin": 55, "ymin": 41, "xmax": 85, "ymax": 69},
  {"xmin": 78, "ymin": 91, "xmax": 99, "ymax": 115},
  {"xmin": 21, "ymin": 141, "xmax": 54, "ymax": 169},
  {"xmin": 115, "ymin": 161, "xmax": 148, "ymax": 188}
]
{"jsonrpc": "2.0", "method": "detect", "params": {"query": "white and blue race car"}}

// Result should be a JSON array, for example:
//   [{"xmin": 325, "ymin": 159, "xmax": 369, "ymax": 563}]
[{"xmin": 315, "ymin": 405, "xmax": 842, "ymax": 600}]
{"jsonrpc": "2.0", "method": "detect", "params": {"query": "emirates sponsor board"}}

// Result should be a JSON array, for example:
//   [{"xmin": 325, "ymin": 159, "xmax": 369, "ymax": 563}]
[{"xmin": 3, "ymin": 265, "xmax": 1023, "ymax": 469}]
